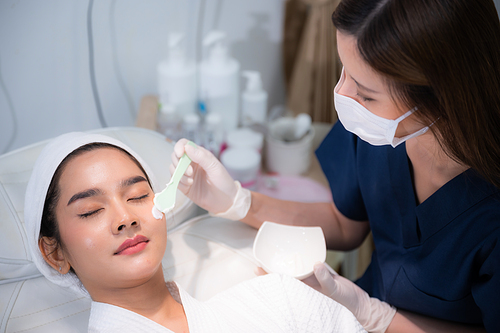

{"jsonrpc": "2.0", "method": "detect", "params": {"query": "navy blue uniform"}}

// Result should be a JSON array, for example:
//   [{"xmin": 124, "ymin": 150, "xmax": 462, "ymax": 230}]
[{"xmin": 316, "ymin": 122, "xmax": 500, "ymax": 332}]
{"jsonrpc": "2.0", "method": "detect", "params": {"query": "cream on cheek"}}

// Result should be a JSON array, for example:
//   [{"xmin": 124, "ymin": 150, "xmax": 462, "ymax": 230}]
[
  {"xmin": 152, "ymin": 205, "xmax": 163, "ymax": 220},
  {"xmin": 84, "ymin": 237, "xmax": 96, "ymax": 250},
  {"xmin": 59, "ymin": 223, "xmax": 94, "ymax": 262}
]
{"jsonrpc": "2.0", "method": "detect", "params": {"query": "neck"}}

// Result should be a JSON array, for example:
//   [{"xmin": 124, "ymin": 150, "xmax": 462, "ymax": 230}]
[
  {"xmin": 90, "ymin": 267, "xmax": 186, "ymax": 328},
  {"xmin": 406, "ymin": 131, "xmax": 468, "ymax": 203}
]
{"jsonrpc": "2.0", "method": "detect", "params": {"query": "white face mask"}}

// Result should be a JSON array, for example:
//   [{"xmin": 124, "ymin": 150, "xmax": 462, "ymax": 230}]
[{"xmin": 334, "ymin": 68, "xmax": 429, "ymax": 148}]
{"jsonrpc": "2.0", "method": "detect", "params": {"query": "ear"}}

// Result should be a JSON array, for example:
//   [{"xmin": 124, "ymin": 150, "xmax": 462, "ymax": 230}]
[{"xmin": 38, "ymin": 237, "xmax": 71, "ymax": 274}]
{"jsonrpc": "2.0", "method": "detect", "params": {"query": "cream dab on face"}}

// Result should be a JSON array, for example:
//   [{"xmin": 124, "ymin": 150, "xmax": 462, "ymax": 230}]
[{"xmin": 151, "ymin": 205, "xmax": 163, "ymax": 220}]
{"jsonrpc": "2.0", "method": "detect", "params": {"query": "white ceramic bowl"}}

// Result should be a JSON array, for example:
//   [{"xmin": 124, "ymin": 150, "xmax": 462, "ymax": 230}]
[{"xmin": 253, "ymin": 221, "xmax": 326, "ymax": 279}]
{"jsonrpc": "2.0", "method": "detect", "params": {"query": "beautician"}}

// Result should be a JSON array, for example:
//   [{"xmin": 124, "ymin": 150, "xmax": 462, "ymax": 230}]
[{"xmin": 171, "ymin": 0, "xmax": 500, "ymax": 332}]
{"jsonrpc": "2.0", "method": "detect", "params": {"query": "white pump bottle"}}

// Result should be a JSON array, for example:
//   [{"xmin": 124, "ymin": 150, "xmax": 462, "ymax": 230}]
[
  {"xmin": 157, "ymin": 33, "xmax": 197, "ymax": 116},
  {"xmin": 241, "ymin": 70, "xmax": 268, "ymax": 127},
  {"xmin": 199, "ymin": 30, "xmax": 240, "ymax": 132}
]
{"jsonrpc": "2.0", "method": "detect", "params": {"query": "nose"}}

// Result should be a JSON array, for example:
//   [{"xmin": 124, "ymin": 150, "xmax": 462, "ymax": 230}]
[
  {"xmin": 115, "ymin": 220, "xmax": 138, "ymax": 232},
  {"xmin": 336, "ymin": 80, "xmax": 347, "ymax": 96},
  {"xmin": 336, "ymin": 72, "xmax": 355, "ymax": 98},
  {"xmin": 111, "ymin": 202, "xmax": 140, "ymax": 234}
]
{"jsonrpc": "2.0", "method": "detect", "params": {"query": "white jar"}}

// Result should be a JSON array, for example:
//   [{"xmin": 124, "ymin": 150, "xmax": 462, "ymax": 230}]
[
  {"xmin": 221, "ymin": 148, "xmax": 261, "ymax": 190},
  {"xmin": 226, "ymin": 128, "xmax": 264, "ymax": 152}
]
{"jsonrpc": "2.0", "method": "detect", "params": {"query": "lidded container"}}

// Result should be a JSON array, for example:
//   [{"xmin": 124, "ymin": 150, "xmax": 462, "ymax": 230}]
[
  {"xmin": 199, "ymin": 30, "xmax": 240, "ymax": 133},
  {"xmin": 157, "ymin": 33, "xmax": 197, "ymax": 116},
  {"xmin": 221, "ymin": 148, "xmax": 261, "ymax": 191},
  {"xmin": 226, "ymin": 128, "xmax": 264, "ymax": 152},
  {"xmin": 241, "ymin": 71, "xmax": 268, "ymax": 127}
]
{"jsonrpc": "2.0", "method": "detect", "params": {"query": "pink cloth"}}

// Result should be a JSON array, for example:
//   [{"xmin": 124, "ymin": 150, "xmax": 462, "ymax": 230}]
[{"xmin": 257, "ymin": 175, "xmax": 332, "ymax": 203}]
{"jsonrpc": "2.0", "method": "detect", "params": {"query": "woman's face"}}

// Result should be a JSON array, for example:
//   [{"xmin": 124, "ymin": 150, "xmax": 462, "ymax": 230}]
[
  {"xmin": 54, "ymin": 147, "xmax": 167, "ymax": 296},
  {"xmin": 336, "ymin": 30, "xmax": 424, "ymax": 137}
]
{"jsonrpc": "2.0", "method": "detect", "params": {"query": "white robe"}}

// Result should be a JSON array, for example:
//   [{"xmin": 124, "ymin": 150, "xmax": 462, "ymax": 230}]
[{"xmin": 88, "ymin": 274, "xmax": 366, "ymax": 333}]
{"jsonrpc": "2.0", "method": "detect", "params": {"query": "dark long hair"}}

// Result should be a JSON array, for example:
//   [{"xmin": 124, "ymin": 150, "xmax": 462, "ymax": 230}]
[{"xmin": 332, "ymin": 0, "xmax": 500, "ymax": 188}]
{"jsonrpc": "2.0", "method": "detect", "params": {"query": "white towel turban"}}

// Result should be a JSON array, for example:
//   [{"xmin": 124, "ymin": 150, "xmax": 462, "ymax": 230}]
[{"xmin": 24, "ymin": 132, "xmax": 158, "ymax": 298}]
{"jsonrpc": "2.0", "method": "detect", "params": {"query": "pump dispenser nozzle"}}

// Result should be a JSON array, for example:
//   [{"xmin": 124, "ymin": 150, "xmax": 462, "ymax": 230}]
[
  {"xmin": 243, "ymin": 71, "xmax": 263, "ymax": 93},
  {"xmin": 203, "ymin": 30, "xmax": 229, "ymax": 65},
  {"xmin": 203, "ymin": 30, "xmax": 227, "ymax": 46},
  {"xmin": 168, "ymin": 32, "xmax": 183, "ymax": 48},
  {"xmin": 168, "ymin": 32, "xmax": 185, "ymax": 65}
]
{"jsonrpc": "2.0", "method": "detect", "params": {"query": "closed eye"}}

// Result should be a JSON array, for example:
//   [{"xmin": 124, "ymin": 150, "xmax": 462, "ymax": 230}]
[
  {"xmin": 356, "ymin": 92, "xmax": 374, "ymax": 102},
  {"xmin": 129, "ymin": 193, "xmax": 150, "ymax": 201},
  {"xmin": 78, "ymin": 208, "xmax": 103, "ymax": 219}
]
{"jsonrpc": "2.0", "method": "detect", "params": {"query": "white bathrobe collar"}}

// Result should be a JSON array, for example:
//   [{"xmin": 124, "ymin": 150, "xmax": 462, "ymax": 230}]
[
  {"xmin": 87, "ymin": 275, "xmax": 366, "ymax": 333},
  {"xmin": 88, "ymin": 281, "xmax": 225, "ymax": 333}
]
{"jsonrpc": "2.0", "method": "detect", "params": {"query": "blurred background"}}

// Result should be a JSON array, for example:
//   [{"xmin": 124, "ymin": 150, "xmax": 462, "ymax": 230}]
[
  {"xmin": 1, "ymin": 0, "xmax": 500, "ymax": 283},
  {"xmin": 0, "ymin": 0, "xmax": 288, "ymax": 153},
  {"xmin": 1, "ymin": 0, "xmax": 499, "ymax": 154}
]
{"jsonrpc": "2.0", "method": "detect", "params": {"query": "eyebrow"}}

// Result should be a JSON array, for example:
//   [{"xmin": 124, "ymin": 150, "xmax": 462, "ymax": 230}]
[
  {"xmin": 351, "ymin": 75, "xmax": 380, "ymax": 94},
  {"xmin": 67, "ymin": 175, "xmax": 148, "ymax": 206},
  {"xmin": 120, "ymin": 175, "xmax": 148, "ymax": 188},
  {"xmin": 67, "ymin": 188, "xmax": 102, "ymax": 206}
]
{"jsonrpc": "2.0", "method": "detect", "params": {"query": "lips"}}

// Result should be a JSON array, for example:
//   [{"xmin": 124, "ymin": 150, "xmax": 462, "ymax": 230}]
[{"xmin": 115, "ymin": 235, "xmax": 149, "ymax": 255}]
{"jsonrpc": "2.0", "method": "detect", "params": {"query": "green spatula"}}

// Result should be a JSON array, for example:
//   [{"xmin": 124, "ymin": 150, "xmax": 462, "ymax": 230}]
[{"xmin": 153, "ymin": 141, "xmax": 196, "ymax": 214}]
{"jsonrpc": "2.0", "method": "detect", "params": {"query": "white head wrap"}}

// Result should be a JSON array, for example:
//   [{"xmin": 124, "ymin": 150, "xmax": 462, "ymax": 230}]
[{"xmin": 24, "ymin": 132, "xmax": 157, "ymax": 298}]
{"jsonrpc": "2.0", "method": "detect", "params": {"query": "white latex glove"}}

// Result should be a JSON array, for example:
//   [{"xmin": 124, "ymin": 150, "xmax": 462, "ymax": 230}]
[
  {"xmin": 170, "ymin": 139, "xmax": 251, "ymax": 220},
  {"xmin": 313, "ymin": 263, "xmax": 396, "ymax": 333}
]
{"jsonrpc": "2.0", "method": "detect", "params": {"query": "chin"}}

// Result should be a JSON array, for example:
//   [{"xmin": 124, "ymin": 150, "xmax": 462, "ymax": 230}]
[{"xmin": 114, "ymin": 264, "xmax": 163, "ymax": 289}]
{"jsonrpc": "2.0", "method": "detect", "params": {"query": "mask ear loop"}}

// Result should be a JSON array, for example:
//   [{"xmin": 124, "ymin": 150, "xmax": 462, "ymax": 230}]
[
  {"xmin": 385, "ymin": 107, "xmax": 418, "ymax": 145},
  {"xmin": 395, "ymin": 107, "xmax": 418, "ymax": 122},
  {"xmin": 389, "ymin": 109, "xmax": 442, "ymax": 148},
  {"xmin": 391, "ymin": 125, "xmax": 430, "ymax": 148}
]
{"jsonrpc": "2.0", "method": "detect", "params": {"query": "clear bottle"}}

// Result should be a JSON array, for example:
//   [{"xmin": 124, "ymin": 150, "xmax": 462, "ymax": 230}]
[
  {"xmin": 199, "ymin": 30, "xmax": 240, "ymax": 133},
  {"xmin": 157, "ymin": 32, "xmax": 197, "ymax": 116},
  {"xmin": 241, "ymin": 70, "xmax": 268, "ymax": 127},
  {"xmin": 182, "ymin": 113, "xmax": 201, "ymax": 145},
  {"xmin": 157, "ymin": 103, "xmax": 180, "ymax": 141},
  {"xmin": 204, "ymin": 112, "xmax": 223, "ymax": 158}
]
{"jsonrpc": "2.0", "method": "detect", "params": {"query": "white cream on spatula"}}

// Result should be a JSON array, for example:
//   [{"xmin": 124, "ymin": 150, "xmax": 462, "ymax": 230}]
[{"xmin": 152, "ymin": 141, "xmax": 196, "ymax": 219}]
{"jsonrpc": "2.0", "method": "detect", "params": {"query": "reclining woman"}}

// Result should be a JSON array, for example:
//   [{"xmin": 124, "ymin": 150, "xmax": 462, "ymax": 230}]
[{"xmin": 24, "ymin": 132, "xmax": 365, "ymax": 333}]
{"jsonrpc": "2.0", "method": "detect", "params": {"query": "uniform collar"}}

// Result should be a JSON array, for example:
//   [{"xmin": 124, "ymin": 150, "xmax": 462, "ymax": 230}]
[
  {"xmin": 415, "ymin": 169, "xmax": 499, "ymax": 243},
  {"xmin": 390, "ymin": 145, "xmax": 499, "ymax": 248}
]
